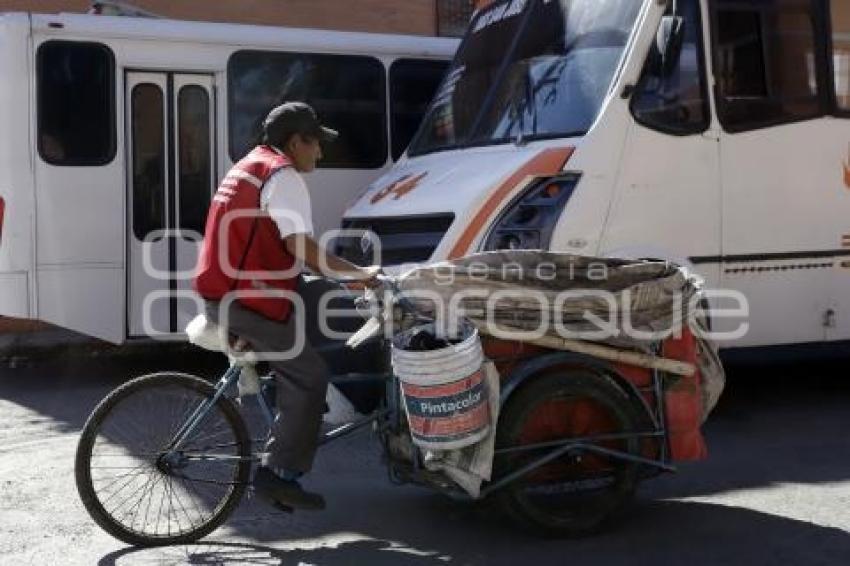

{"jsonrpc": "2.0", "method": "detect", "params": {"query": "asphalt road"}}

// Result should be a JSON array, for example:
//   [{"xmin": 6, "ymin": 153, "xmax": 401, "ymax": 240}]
[{"xmin": 0, "ymin": 352, "xmax": 848, "ymax": 565}]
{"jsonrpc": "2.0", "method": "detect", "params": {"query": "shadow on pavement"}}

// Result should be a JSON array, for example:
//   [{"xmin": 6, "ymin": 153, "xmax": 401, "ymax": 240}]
[
  {"xmin": 3, "ymin": 353, "xmax": 847, "ymax": 490},
  {"xmin": 647, "ymin": 358, "xmax": 850, "ymax": 499},
  {"xmin": 0, "ymin": 350, "xmax": 227, "ymax": 434},
  {"xmin": 2, "ymin": 352, "xmax": 849, "ymax": 557},
  {"xmin": 98, "ymin": 539, "xmax": 451, "ymax": 566},
  {"xmin": 95, "ymin": 499, "xmax": 850, "ymax": 566}
]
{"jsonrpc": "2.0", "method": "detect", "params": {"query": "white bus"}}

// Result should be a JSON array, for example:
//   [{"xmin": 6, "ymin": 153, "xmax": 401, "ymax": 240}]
[
  {"xmin": 339, "ymin": 0, "xmax": 850, "ymax": 350},
  {"xmin": 0, "ymin": 11, "xmax": 457, "ymax": 343}
]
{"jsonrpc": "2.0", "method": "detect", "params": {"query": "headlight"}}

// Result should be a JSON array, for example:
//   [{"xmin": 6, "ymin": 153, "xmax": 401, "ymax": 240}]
[{"xmin": 482, "ymin": 175, "xmax": 579, "ymax": 251}]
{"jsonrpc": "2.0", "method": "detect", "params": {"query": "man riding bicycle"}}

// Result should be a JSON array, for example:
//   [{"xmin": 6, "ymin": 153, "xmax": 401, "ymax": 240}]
[{"xmin": 193, "ymin": 102, "xmax": 380, "ymax": 511}]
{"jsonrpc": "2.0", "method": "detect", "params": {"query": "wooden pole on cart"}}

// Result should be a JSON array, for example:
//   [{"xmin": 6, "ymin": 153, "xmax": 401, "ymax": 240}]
[{"xmin": 476, "ymin": 327, "xmax": 696, "ymax": 377}]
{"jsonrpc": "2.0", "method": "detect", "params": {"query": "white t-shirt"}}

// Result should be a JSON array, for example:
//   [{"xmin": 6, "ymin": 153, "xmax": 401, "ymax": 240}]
[{"xmin": 260, "ymin": 164, "xmax": 314, "ymax": 239}]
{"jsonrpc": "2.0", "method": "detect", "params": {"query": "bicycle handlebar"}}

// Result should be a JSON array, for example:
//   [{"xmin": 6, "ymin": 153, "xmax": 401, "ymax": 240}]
[{"xmin": 335, "ymin": 273, "xmax": 424, "ymax": 319}]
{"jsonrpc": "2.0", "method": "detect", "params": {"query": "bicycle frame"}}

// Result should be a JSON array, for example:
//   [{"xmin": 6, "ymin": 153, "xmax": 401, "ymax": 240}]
[
  {"xmin": 161, "ymin": 343, "xmax": 675, "ymax": 498},
  {"xmin": 163, "ymin": 359, "xmax": 391, "ymax": 464}
]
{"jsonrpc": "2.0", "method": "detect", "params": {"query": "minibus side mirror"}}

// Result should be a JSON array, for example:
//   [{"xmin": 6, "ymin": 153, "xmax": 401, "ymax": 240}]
[{"xmin": 656, "ymin": 15, "xmax": 686, "ymax": 77}]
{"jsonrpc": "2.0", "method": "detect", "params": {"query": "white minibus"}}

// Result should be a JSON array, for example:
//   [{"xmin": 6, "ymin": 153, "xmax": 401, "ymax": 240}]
[
  {"xmin": 0, "ymin": 12, "xmax": 457, "ymax": 343},
  {"xmin": 340, "ymin": 0, "xmax": 850, "ymax": 349}
]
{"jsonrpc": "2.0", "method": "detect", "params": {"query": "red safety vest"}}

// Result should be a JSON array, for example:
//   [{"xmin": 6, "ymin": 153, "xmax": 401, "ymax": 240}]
[{"xmin": 194, "ymin": 145, "xmax": 299, "ymax": 321}]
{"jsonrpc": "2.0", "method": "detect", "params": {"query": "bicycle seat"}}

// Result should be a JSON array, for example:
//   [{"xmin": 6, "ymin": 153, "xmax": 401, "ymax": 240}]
[{"xmin": 186, "ymin": 314, "xmax": 255, "ymax": 359}]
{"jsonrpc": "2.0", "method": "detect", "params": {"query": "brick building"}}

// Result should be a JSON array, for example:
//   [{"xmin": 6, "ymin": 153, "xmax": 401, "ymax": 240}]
[{"xmin": 0, "ymin": 0, "xmax": 486, "ymax": 36}]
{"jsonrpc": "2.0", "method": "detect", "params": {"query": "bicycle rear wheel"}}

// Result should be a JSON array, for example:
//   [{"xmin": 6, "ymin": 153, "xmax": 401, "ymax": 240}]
[
  {"xmin": 75, "ymin": 372, "xmax": 251, "ymax": 547},
  {"xmin": 495, "ymin": 371, "xmax": 641, "ymax": 537}
]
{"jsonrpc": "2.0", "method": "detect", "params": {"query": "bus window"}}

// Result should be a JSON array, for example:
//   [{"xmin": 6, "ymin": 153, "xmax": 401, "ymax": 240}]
[
  {"xmin": 131, "ymin": 84, "xmax": 165, "ymax": 241},
  {"xmin": 178, "ymin": 85, "xmax": 211, "ymax": 235},
  {"xmin": 228, "ymin": 51, "xmax": 386, "ymax": 168},
  {"xmin": 389, "ymin": 59, "xmax": 449, "ymax": 160},
  {"xmin": 712, "ymin": 0, "xmax": 822, "ymax": 132},
  {"xmin": 37, "ymin": 41, "xmax": 115, "ymax": 165},
  {"xmin": 631, "ymin": 0, "xmax": 709, "ymax": 135},
  {"xmin": 833, "ymin": 0, "xmax": 850, "ymax": 111}
]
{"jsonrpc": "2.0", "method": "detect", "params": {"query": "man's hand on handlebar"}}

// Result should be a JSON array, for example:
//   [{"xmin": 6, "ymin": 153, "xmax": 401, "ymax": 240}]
[{"xmin": 359, "ymin": 265, "xmax": 384, "ymax": 288}]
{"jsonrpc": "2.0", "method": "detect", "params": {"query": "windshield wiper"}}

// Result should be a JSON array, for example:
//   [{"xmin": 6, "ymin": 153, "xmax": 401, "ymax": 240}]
[
  {"xmin": 513, "ymin": 56, "xmax": 567, "ymax": 146},
  {"xmin": 514, "ymin": 70, "xmax": 534, "ymax": 146}
]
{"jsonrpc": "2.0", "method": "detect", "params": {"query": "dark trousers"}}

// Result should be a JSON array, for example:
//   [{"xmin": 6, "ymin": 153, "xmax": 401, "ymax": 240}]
[{"xmin": 205, "ymin": 296, "xmax": 330, "ymax": 474}]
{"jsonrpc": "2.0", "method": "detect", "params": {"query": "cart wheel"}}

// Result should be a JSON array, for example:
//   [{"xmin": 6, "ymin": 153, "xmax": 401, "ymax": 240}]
[{"xmin": 495, "ymin": 370, "xmax": 642, "ymax": 537}]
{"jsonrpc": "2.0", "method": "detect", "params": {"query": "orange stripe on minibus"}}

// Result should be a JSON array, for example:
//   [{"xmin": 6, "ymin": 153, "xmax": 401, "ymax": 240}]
[{"xmin": 447, "ymin": 147, "xmax": 574, "ymax": 259}]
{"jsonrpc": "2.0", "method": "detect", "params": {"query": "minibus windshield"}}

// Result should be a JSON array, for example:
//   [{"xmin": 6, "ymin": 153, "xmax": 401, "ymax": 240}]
[{"xmin": 409, "ymin": 0, "xmax": 643, "ymax": 156}]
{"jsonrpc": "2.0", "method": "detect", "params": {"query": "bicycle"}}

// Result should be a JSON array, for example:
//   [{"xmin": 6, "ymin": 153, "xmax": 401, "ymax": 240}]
[{"xmin": 75, "ymin": 277, "xmax": 679, "ymax": 546}]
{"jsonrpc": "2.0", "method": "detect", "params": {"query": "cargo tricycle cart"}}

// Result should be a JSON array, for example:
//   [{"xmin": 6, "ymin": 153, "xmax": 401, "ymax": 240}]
[{"xmin": 75, "ymin": 253, "xmax": 722, "ymax": 546}]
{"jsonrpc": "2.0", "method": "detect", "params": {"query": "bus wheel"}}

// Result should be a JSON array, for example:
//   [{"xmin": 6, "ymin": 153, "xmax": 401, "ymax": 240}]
[{"xmin": 495, "ymin": 370, "xmax": 641, "ymax": 537}]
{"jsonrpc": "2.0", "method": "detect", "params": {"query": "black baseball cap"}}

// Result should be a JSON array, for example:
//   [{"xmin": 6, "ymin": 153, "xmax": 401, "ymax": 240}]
[{"xmin": 262, "ymin": 101, "xmax": 338, "ymax": 145}]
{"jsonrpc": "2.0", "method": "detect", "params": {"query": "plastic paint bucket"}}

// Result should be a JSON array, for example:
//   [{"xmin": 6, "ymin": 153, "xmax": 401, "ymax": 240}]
[{"xmin": 392, "ymin": 321, "xmax": 490, "ymax": 451}]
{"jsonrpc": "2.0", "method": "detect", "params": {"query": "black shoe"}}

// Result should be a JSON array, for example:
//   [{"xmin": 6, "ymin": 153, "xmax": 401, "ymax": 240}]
[{"xmin": 253, "ymin": 467, "xmax": 326, "ymax": 511}]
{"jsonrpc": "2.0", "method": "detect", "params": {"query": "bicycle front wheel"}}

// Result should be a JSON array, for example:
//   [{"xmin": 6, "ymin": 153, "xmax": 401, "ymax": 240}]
[{"xmin": 75, "ymin": 372, "xmax": 251, "ymax": 547}]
